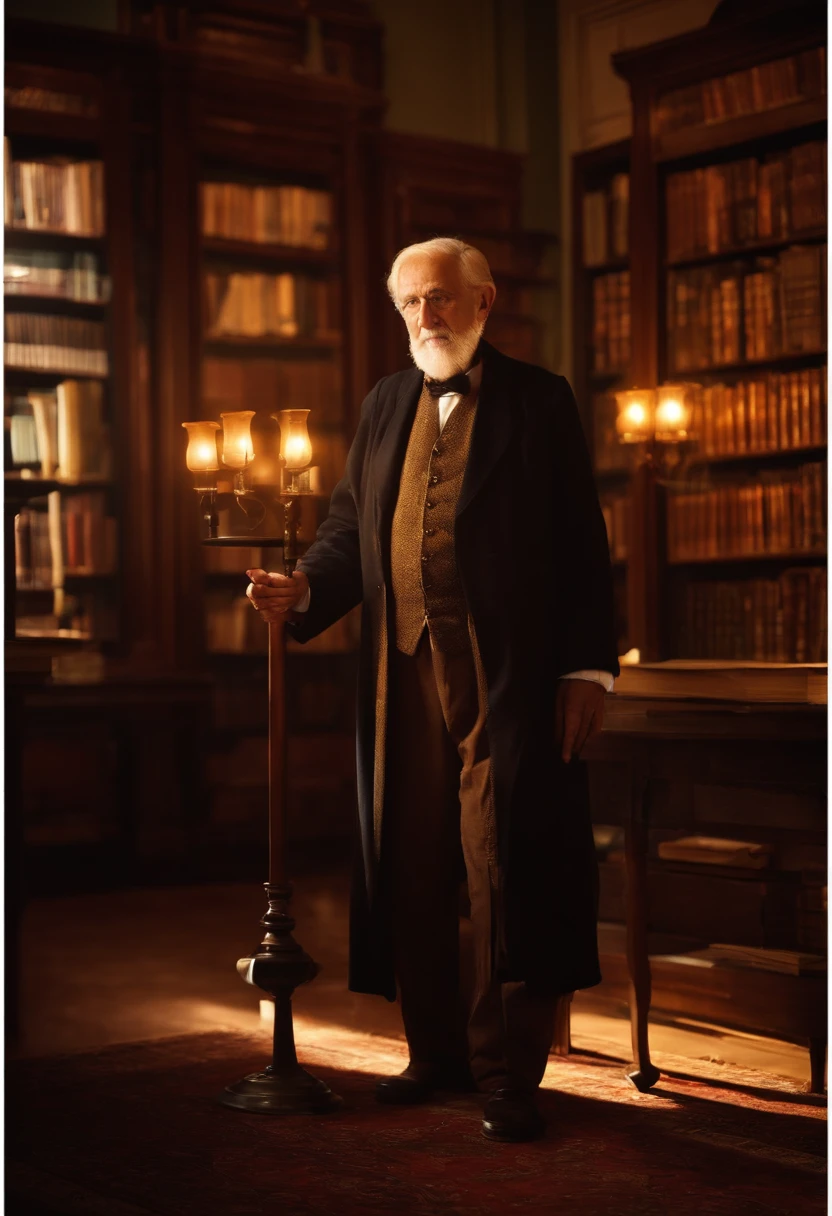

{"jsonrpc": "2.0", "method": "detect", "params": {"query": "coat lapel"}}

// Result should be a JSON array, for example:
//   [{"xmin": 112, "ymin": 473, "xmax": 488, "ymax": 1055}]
[{"xmin": 456, "ymin": 340, "xmax": 515, "ymax": 518}]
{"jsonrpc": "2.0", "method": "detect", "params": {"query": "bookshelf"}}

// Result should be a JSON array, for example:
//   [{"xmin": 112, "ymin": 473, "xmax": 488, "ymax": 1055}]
[
  {"xmin": 572, "ymin": 140, "xmax": 632, "ymax": 657},
  {"xmin": 613, "ymin": 0, "xmax": 827, "ymax": 663},
  {"xmin": 365, "ymin": 131, "xmax": 558, "ymax": 384},
  {"xmin": 4, "ymin": 98, "xmax": 120, "ymax": 646}
]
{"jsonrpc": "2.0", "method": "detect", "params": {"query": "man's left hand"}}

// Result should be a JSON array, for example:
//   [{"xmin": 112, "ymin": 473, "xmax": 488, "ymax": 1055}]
[{"xmin": 555, "ymin": 679, "xmax": 606, "ymax": 763}]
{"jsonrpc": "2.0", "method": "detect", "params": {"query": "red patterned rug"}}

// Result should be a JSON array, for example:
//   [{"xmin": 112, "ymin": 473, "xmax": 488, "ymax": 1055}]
[{"xmin": 6, "ymin": 1026, "xmax": 826, "ymax": 1215}]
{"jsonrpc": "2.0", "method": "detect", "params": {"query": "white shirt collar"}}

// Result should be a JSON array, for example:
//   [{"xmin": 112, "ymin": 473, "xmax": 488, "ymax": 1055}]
[{"xmin": 436, "ymin": 358, "xmax": 483, "ymax": 400}]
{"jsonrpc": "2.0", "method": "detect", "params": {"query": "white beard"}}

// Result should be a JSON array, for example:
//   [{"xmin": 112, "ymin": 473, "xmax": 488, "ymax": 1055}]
[{"xmin": 409, "ymin": 319, "xmax": 484, "ymax": 380}]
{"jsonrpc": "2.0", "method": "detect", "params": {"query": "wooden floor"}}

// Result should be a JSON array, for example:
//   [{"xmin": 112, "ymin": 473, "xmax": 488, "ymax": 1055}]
[{"xmin": 14, "ymin": 866, "xmax": 813, "ymax": 1088}]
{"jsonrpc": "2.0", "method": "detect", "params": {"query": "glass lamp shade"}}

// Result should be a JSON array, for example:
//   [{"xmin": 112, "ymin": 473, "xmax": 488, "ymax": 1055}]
[
  {"xmin": 614, "ymin": 389, "xmax": 655, "ymax": 444},
  {"xmin": 182, "ymin": 420, "xmax": 221, "ymax": 472},
  {"xmin": 274, "ymin": 409, "xmax": 313, "ymax": 470},
  {"xmin": 220, "ymin": 410, "xmax": 256, "ymax": 469},
  {"xmin": 655, "ymin": 384, "xmax": 694, "ymax": 443}
]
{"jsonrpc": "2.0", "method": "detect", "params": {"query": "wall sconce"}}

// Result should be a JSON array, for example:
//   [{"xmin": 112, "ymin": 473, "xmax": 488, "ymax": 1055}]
[
  {"xmin": 614, "ymin": 382, "xmax": 698, "ymax": 478},
  {"xmin": 180, "ymin": 407, "xmax": 338, "ymax": 1117}
]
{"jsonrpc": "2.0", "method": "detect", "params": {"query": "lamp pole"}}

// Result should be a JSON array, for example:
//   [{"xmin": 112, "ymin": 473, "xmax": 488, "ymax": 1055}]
[{"xmin": 184, "ymin": 410, "xmax": 341, "ymax": 1115}]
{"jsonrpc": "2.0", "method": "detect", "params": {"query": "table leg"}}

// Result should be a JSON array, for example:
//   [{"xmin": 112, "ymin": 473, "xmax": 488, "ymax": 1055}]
[
  {"xmin": 624, "ymin": 763, "xmax": 660, "ymax": 1092},
  {"xmin": 552, "ymin": 992, "xmax": 573, "ymax": 1057},
  {"xmin": 808, "ymin": 1037, "xmax": 826, "ymax": 1095}
]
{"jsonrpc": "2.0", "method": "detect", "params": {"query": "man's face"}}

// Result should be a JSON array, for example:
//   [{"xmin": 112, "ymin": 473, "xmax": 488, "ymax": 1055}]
[{"xmin": 395, "ymin": 252, "xmax": 494, "ymax": 379}]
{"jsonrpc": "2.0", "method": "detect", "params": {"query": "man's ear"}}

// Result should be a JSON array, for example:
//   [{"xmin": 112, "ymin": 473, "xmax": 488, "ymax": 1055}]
[{"xmin": 479, "ymin": 282, "xmax": 497, "ymax": 318}]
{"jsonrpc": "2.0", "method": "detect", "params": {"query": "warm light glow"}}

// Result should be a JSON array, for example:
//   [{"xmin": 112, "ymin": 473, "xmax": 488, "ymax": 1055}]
[
  {"xmin": 182, "ymin": 421, "xmax": 220, "ymax": 472},
  {"xmin": 655, "ymin": 383, "xmax": 694, "ymax": 443},
  {"xmin": 275, "ymin": 409, "xmax": 313, "ymax": 470},
  {"xmin": 220, "ymin": 410, "xmax": 256, "ymax": 470},
  {"xmin": 614, "ymin": 389, "xmax": 655, "ymax": 444}
]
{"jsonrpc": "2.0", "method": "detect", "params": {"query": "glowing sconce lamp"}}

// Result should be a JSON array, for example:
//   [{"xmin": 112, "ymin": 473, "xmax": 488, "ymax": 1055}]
[
  {"xmin": 654, "ymin": 383, "xmax": 693, "ymax": 443},
  {"xmin": 220, "ymin": 409, "xmax": 256, "ymax": 470},
  {"xmin": 614, "ymin": 388, "xmax": 655, "ymax": 445}
]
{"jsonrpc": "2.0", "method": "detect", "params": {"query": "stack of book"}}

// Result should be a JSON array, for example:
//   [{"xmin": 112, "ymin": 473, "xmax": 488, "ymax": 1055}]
[
  {"xmin": 689, "ymin": 368, "xmax": 826, "ymax": 455},
  {"xmin": 667, "ymin": 462, "xmax": 826, "ymax": 560},
  {"xmin": 15, "ymin": 490, "xmax": 117, "ymax": 587},
  {"xmin": 4, "ymin": 249, "xmax": 110, "ymax": 302},
  {"xmin": 582, "ymin": 172, "xmax": 629, "ymax": 266},
  {"xmin": 655, "ymin": 46, "xmax": 826, "ymax": 134},
  {"xmin": 204, "ymin": 271, "xmax": 339, "ymax": 339},
  {"xmin": 674, "ymin": 567, "xmax": 827, "ymax": 661},
  {"xmin": 4, "ymin": 139, "xmax": 105, "ymax": 234},
  {"xmin": 615, "ymin": 658, "xmax": 826, "ymax": 702},
  {"xmin": 4, "ymin": 381, "xmax": 110, "ymax": 480},
  {"xmin": 666, "ymin": 140, "xmax": 826, "ymax": 260},
  {"xmin": 668, "ymin": 245, "xmax": 826, "ymax": 370},
  {"xmin": 201, "ymin": 181, "xmax": 333, "ymax": 249},
  {"xmin": 4, "ymin": 313, "xmax": 109, "ymax": 375},
  {"xmin": 591, "ymin": 271, "xmax": 631, "ymax": 372}
]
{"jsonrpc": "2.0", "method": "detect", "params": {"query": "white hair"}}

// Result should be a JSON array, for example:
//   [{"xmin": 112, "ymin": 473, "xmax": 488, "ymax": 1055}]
[{"xmin": 386, "ymin": 237, "xmax": 494, "ymax": 308}]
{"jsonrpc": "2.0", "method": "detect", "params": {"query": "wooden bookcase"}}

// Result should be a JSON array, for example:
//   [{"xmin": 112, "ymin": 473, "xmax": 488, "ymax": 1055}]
[
  {"xmin": 613, "ymin": 0, "xmax": 827, "ymax": 662},
  {"xmin": 572, "ymin": 140, "xmax": 632, "ymax": 656},
  {"xmin": 364, "ymin": 131, "xmax": 558, "ymax": 383},
  {"xmin": 4, "ymin": 69, "xmax": 122, "ymax": 648}
]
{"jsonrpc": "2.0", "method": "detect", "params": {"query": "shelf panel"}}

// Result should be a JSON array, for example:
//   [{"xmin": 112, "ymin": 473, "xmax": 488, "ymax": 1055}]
[
  {"xmin": 684, "ymin": 444, "xmax": 828, "ymax": 468},
  {"xmin": 5, "ymin": 474, "xmax": 112, "ymax": 493},
  {"xmin": 203, "ymin": 334, "xmax": 342, "ymax": 355},
  {"xmin": 666, "ymin": 230, "xmax": 827, "ymax": 271},
  {"xmin": 655, "ymin": 96, "xmax": 828, "ymax": 164},
  {"xmin": 668, "ymin": 550, "xmax": 826, "ymax": 567},
  {"xmin": 4, "ymin": 226, "xmax": 106, "ymax": 252},
  {"xmin": 201, "ymin": 237, "xmax": 338, "ymax": 269},
  {"xmin": 670, "ymin": 350, "xmax": 827, "ymax": 378},
  {"xmin": 4, "ymin": 293, "xmax": 109, "ymax": 315},
  {"xmin": 492, "ymin": 269, "xmax": 556, "ymax": 287},
  {"xmin": 5, "ymin": 108, "xmax": 101, "ymax": 144},
  {"xmin": 4, "ymin": 365, "xmax": 109, "ymax": 384},
  {"xmin": 584, "ymin": 259, "xmax": 630, "ymax": 276}
]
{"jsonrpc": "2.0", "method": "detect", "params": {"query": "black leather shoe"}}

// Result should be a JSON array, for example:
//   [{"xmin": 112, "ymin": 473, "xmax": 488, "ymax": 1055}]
[
  {"xmin": 481, "ymin": 1088, "xmax": 545, "ymax": 1142},
  {"xmin": 375, "ymin": 1063, "xmax": 475, "ymax": 1105}
]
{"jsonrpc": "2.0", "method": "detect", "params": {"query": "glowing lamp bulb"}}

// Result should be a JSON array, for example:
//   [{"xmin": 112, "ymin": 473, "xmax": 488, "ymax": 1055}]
[
  {"xmin": 655, "ymin": 384, "xmax": 693, "ymax": 442},
  {"xmin": 182, "ymin": 421, "xmax": 220, "ymax": 472},
  {"xmin": 220, "ymin": 410, "xmax": 256, "ymax": 470},
  {"xmin": 275, "ymin": 409, "xmax": 313, "ymax": 470},
  {"xmin": 614, "ymin": 389, "xmax": 655, "ymax": 444}
]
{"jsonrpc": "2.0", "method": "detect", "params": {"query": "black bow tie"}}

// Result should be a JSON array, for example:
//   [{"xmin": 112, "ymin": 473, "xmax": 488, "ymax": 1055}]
[{"xmin": 424, "ymin": 371, "xmax": 471, "ymax": 399}]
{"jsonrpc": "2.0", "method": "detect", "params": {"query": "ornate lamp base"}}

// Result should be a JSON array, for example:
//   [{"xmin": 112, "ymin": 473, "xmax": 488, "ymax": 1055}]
[
  {"xmin": 220, "ymin": 1064, "xmax": 342, "ymax": 1115},
  {"xmin": 221, "ymin": 883, "xmax": 342, "ymax": 1116}
]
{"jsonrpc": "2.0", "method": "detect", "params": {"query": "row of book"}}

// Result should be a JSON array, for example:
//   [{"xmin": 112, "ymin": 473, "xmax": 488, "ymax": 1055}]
[
  {"xmin": 5, "ymin": 313, "xmax": 109, "ymax": 375},
  {"xmin": 666, "ymin": 463, "xmax": 826, "ymax": 562},
  {"xmin": 201, "ymin": 182, "xmax": 333, "ymax": 250},
  {"xmin": 667, "ymin": 245, "xmax": 825, "ymax": 372},
  {"xmin": 591, "ymin": 271, "xmax": 630, "ymax": 373},
  {"xmin": 204, "ymin": 271, "xmax": 340, "ymax": 340},
  {"xmin": 666, "ymin": 141, "xmax": 826, "ymax": 261},
  {"xmin": 655, "ymin": 46, "xmax": 825, "ymax": 134},
  {"xmin": 4, "ymin": 140, "xmax": 105, "ymax": 235},
  {"xmin": 600, "ymin": 493, "xmax": 630, "ymax": 562},
  {"xmin": 16, "ymin": 596, "xmax": 117, "ymax": 643},
  {"xmin": 4, "ymin": 250, "xmax": 110, "ymax": 303},
  {"xmin": 688, "ymin": 369, "xmax": 826, "ymax": 457},
  {"xmin": 15, "ymin": 491, "xmax": 118, "ymax": 586},
  {"xmin": 5, "ymin": 381, "xmax": 110, "ymax": 481},
  {"xmin": 582, "ymin": 173, "xmax": 629, "ymax": 267},
  {"xmin": 5, "ymin": 83, "xmax": 96, "ymax": 116},
  {"xmin": 673, "ymin": 567, "xmax": 827, "ymax": 663}
]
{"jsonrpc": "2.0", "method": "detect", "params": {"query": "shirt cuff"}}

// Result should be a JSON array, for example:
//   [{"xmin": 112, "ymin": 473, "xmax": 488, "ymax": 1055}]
[
  {"xmin": 560, "ymin": 669, "xmax": 615, "ymax": 692},
  {"xmin": 294, "ymin": 585, "xmax": 311, "ymax": 613}
]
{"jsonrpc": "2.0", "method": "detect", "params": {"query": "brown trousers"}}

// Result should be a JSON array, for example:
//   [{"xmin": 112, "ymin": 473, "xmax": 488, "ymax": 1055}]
[{"xmin": 383, "ymin": 627, "xmax": 556, "ymax": 1093}]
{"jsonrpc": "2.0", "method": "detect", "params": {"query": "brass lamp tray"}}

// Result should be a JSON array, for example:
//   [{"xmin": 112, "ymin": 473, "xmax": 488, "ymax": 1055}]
[{"xmin": 201, "ymin": 536, "xmax": 285, "ymax": 547}]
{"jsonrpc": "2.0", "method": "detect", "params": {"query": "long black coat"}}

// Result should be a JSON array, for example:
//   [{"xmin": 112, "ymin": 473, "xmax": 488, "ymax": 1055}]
[{"xmin": 288, "ymin": 340, "xmax": 620, "ymax": 999}]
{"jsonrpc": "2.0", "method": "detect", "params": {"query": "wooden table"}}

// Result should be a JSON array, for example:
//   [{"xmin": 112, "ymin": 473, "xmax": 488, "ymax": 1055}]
[{"xmin": 579, "ymin": 692, "xmax": 827, "ymax": 1093}]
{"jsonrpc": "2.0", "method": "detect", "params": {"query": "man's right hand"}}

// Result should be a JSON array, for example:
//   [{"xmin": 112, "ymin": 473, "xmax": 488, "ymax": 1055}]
[{"xmin": 246, "ymin": 568, "xmax": 309, "ymax": 622}]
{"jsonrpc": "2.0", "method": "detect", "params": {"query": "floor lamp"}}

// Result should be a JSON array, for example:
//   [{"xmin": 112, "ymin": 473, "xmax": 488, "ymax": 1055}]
[{"xmin": 182, "ymin": 409, "xmax": 341, "ymax": 1115}]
